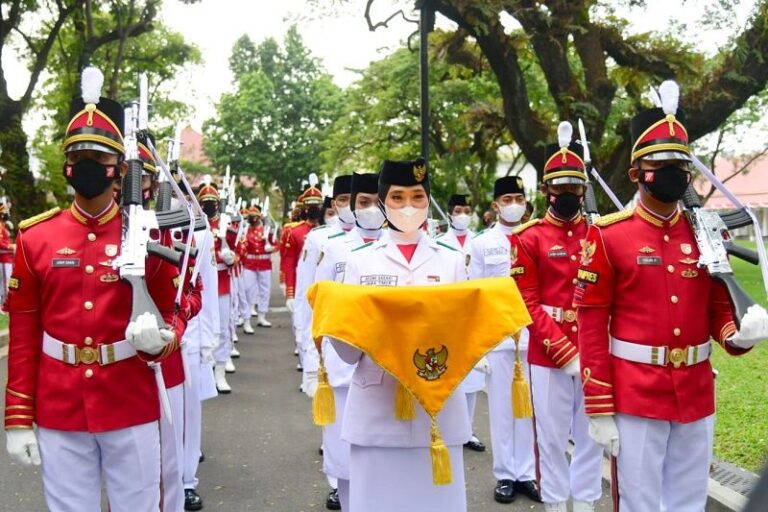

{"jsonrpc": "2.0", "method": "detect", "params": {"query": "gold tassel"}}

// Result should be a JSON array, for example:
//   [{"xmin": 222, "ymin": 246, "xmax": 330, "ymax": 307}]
[
  {"xmin": 313, "ymin": 359, "xmax": 335, "ymax": 426},
  {"xmin": 429, "ymin": 416, "xmax": 452, "ymax": 486},
  {"xmin": 511, "ymin": 332, "xmax": 533, "ymax": 419},
  {"xmin": 394, "ymin": 381, "xmax": 416, "ymax": 421}
]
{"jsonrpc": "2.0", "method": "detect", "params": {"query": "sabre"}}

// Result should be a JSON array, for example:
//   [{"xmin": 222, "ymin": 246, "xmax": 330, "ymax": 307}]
[{"xmin": 577, "ymin": 119, "xmax": 624, "ymax": 212}]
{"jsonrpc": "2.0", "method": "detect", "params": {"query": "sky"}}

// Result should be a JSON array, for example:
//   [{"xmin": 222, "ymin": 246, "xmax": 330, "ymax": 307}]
[{"xmin": 3, "ymin": 0, "xmax": 762, "ymax": 147}]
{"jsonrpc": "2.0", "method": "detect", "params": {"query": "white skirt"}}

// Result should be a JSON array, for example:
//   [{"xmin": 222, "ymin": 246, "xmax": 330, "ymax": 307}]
[{"xmin": 349, "ymin": 444, "xmax": 466, "ymax": 512}]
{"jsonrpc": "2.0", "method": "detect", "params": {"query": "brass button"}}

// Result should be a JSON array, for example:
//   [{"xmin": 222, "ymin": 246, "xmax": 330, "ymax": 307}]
[
  {"xmin": 570, "ymin": 255, "xmax": 577, "ymax": 261},
  {"xmin": 85, "ymin": 265, "xmax": 94, "ymax": 274},
  {"xmin": 87, "ymin": 233, "xmax": 96, "ymax": 241},
  {"xmin": 84, "ymin": 336, "xmax": 93, "ymax": 345},
  {"xmin": 84, "ymin": 301, "xmax": 93, "ymax": 310},
  {"xmin": 572, "ymin": 278, "xmax": 578, "ymax": 285},
  {"xmin": 673, "ymin": 328, "xmax": 681, "ymax": 336},
  {"xmin": 667, "ymin": 265, "xmax": 674, "ymax": 273},
  {"xmin": 671, "ymin": 295, "xmax": 679, "ymax": 304},
  {"xmin": 567, "ymin": 230, "xmax": 573, "ymax": 237},
  {"xmin": 664, "ymin": 234, "xmax": 670, "ymax": 242},
  {"xmin": 85, "ymin": 369, "xmax": 94, "ymax": 378},
  {"xmin": 571, "ymin": 325, "xmax": 578, "ymax": 333}
]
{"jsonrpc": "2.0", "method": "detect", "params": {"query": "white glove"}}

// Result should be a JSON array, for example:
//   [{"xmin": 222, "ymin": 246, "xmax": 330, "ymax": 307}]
[
  {"xmin": 220, "ymin": 249, "xmax": 236, "ymax": 266},
  {"xmin": 286, "ymin": 298, "xmax": 296, "ymax": 313},
  {"xmin": 200, "ymin": 346, "xmax": 215, "ymax": 365},
  {"xmin": 6, "ymin": 429, "xmax": 41, "ymax": 466},
  {"xmin": 588, "ymin": 416, "xmax": 620, "ymax": 457},
  {"xmin": 729, "ymin": 305, "xmax": 768, "ymax": 349},
  {"xmin": 304, "ymin": 371, "xmax": 319, "ymax": 398},
  {"xmin": 473, "ymin": 356, "xmax": 491, "ymax": 375},
  {"xmin": 125, "ymin": 312, "xmax": 174, "ymax": 355},
  {"xmin": 265, "ymin": 243, "xmax": 274, "ymax": 253},
  {"xmin": 563, "ymin": 355, "xmax": 581, "ymax": 377}
]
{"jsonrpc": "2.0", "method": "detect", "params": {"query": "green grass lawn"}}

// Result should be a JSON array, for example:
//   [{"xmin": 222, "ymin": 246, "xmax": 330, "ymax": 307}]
[
  {"xmin": 0, "ymin": 314, "xmax": 6, "ymax": 331},
  {"xmin": 711, "ymin": 240, "xmax": 768, "ymax": 471}
]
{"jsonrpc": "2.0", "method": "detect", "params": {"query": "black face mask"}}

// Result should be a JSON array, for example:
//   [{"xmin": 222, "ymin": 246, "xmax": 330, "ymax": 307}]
[
  {"xmin": 638, "ymin": 165, "xmax": 692, "ymax": 203},
  {"xmin": 63, "ymin": 159, "xmax": 117, "ymax": 199},
  {"xmin": 201, "ymin": 202, "xmax": 218, "ymax": 219},
  {"xmin": 549, "ymin": 192, "xmax": 582, "ymax": 219},
  {"xmin": 249, "ymin": 218, "xmax": 260, "ymax": 226}
]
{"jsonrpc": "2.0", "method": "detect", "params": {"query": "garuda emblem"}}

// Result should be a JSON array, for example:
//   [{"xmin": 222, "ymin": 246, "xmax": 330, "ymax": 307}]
[
  {"xmin": 509, "ymin": 245, "xmax": 518, "ymax": 265},
  {"xmin": 413, "ymin": 164, "xmax": 427, "ymax": 183},
  {"xmin": 413, "ymin": 345, "xmax": 448, "ymax": 381},
  {"xmin": 580, "ymin": 239, "xmax": 596, "ymax": 266}
]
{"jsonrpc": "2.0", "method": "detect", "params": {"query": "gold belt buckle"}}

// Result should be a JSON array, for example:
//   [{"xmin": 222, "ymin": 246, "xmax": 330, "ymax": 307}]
[
  {"xmin": 667, "ymin": 347, "xmax": 687, "ymax": 368},
  {"xmin": 564, "ymin": 309, "xmax": 577, "ymax": 323},
  {"xmin": 77, "ymin": 346, "xmax": 99, "ymax": 365}
]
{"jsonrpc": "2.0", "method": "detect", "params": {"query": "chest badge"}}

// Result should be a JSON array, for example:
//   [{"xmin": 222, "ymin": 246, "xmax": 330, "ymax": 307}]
[
  {"xmin": 509, "ymin": 245, "xmax": 518, "ymax": 265},
  {"xmin": 580, "ymin": 240, "xmax": 596, "ymax": 266},
  {"xmin": 99, "ymin": 273, "xmax": 119, "ymax": 283},
  {"xmin": 548, "ymin": 245, "xmax": 567, "ymax": 258},
  {"xmin": 681, "ymin": 269, "xmax": 699, "ymax": 278},
  {"xmin": 679, "ymin": 257, "xmax": 698, "ymax": 265},
  {"xmin": 56, "ymin": 247, "xmax": 76, "ymax": 255},
  {"xmin": 105, "ymin": 244, "xmax": 118, "ymax": 257},
  {"xmin": 638, "ymin": 246, "xmax": 655, "ymax": 254},
  {"xmin": 680, "ymin": 243, "xmax": 693, "ymax": 255},
  {"xmin": 413, "ymin": 345, "xmax": 448, "ymax": 381}
]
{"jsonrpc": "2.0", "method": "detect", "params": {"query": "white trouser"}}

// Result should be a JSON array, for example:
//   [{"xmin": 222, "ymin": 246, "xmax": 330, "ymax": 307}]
[
  {"xmin": 486, "ymin": 350, "xmax": 536, "ymax": 481},
  {"xmin": 183, "ymin": 351, "xmax": 203, "ymax": 490},
  {"xmin": 38, "ymin": 421, "xmax": 161, "ymax": 512},
  {"xmin": 530, "ymin": 364, "xmax": 603, "ymax": 503},
  {"xmin": 323, "ymin": 386, "xmax": 351, "ymax": 480},
  {"xmin": 229, "ymin": 276, "xmax": 240, "ymax": 338},
  {"xmin": 338, "ymin": 478, "xmax": 350, "ymax": 512},
  {"xmin": 615, "ymin": 413, "xmax": 713, "ymax": 512},
  {"xmin": 237, "ymin": 272, "xmax": 249, "ymax": 321},
  {"xmin": 215, "ymin": 294, "xmax": 232, "ymax": 363},
  {"xmin": 243, "ymin": 268, "xmax": 272, "ymax": 315},
  {"xmin": 466, "ymin": 391, "xmax": 478, "ymax": 430},
  {"xmin": 161, "ymin": 384, "xmax": 184, "ymax": 512}
]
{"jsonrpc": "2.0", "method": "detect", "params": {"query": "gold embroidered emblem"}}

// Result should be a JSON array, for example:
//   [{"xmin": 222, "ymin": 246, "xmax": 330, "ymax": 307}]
[
  {"xmin": 551, "ymin": 244, "xmax": 564, "ymax": 251},
  {"xmin": 679, "ymin": 257, "xmax": 698, "ymax": 265},
  {"xmin": 413, "ymin": 164, "xmax": 427, "ymax": 183},
  {"xmin": 172, "ymin": 276, "xmax": 181, "ymax": 288},
  {"xmin": 99, "ymin": 273, "xmax": 119, "ymax": 283},
  {"xmin": 105, "ymin": 244, "xmax": 118, "ymax": 257},
  {"xmin": 509, "ymin": 245, "xmax": 519, "ymax": 265},
  {"xmin": 580, "ymin": 240, "xmax": 596, "ymax": 266},
  {"xmin": 56, "ymin": 247, "xmax": 76, "ymax": 255},
  {"xmin": 680, "ymin": 243, "xmax": 692, "ymax": 255},
  {"xmin": 638, "ymin": 246, "xmax": 655, "ymax": 254},
  {"xmin": 99, "ymin": 260, "xmax": 113, "ymax": 267},
  {"xmin": 681, "ymin": 269, "xmax": 698, "ymax": 278},
  {"xmin": 8, "ymin": 277, "xmax": 19, "ymax": 290},
  {"xmin": 413, "ymin": 345, "xmax": 448, "ymax": 381}
]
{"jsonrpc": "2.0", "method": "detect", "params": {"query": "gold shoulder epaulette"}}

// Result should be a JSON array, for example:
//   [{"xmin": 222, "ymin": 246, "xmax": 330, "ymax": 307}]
[
  {"xmin": 19, "ymin": 207, "xmax": 61, "ymax": 231},
  {"xmin": 594, "ymin": 209, "xmax": 633, "ymax": 228},
  {"xmin": 512, "ymin": 218, "xmax": 539, "ymax": 235}
]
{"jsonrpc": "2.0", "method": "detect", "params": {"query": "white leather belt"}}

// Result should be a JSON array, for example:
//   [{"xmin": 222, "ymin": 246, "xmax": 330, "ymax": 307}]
[
  {"xmin": 216, "ymin": 263, "xmax": 228, "ymax": 271},
  {"xmin": 542, "ymin": 304, "xmax": 577, "ymax": 323},
  {"xmin": 43, "ymin": 332, "xmax": 136, "ymax": 366},
  {"xmin": 246, "ymin": 254, "xmax": 271, "ymax": 260},
  {"xmin": 610, "ymin": 337, "xmax": 711, "ymax": 368}
]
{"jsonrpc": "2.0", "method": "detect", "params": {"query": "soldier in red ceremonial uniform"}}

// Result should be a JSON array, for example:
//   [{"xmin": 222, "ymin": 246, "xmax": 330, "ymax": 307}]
[
  {"xmin": 198, "ymin": 182, "xmax": 237, "ymax": 393},
  {"xmin": 3, "ymin": 67, "xmax": 184, "ymax": 512},
  {"xmin": 511, "ymin": 122, "xmax": 603, "ymax": 512},
  {"xmin": 241, "ymin": 205, "xmax": 277, "ymax": 333},
  {"xmin": 574, "ymin": 81, "xmax": 768, "ymax": 512},
  {"xmin": 0, "ymin": 203, "xmax": 15, "ymax": 303}
]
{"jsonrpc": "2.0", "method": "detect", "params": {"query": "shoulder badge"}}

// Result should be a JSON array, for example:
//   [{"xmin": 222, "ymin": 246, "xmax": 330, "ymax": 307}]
[
  {"xmin": 351, "ymin": 241, "xmax": 373, "ymax": 252},
  {"xmin": 436, "ymin": 240, "xmax": 458, "ymax": 252},
  {"xmin": 594, "ymin": 209, "xmax": 634, "ymax": 228},
  {"xmin": 328, "ymin": 231, "xmax": 346, "ymax": 239},
  {"xmin": 512, "ymin": 218, "xmax": 539, "ymax": 235},
  {"xmin": 19, "ymin": 207, "xmax": 62, "ymax": 231}
]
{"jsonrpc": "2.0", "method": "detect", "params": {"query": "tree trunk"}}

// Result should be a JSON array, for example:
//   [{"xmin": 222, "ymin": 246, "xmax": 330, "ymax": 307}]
[{"xmin": 0, "ymin": 98, "xmax": 47, "ymax": 224}]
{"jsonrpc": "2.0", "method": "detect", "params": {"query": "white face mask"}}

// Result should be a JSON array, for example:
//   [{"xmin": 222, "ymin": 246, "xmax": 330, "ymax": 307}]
[
  {"xmin": 385, "ymin": 205, "xmax": 429, "ymax": 234},
  {"xmin": 450, "ymin": 214, "xmax": 471, "ymax": 231},
  {"xmin": 354, "ymin": 205, "xmax": 385, "ymax": 230},
  {"xmin": 499, "ymin": 203, "xmax": 526, "ymax": 223},
  {"xmin": 336, "ymin": 205, "xmax": 355, "ymax": 224},
  {"xmin": 324, "ymin": 214, "xmax": 339, "ymax": 227}
]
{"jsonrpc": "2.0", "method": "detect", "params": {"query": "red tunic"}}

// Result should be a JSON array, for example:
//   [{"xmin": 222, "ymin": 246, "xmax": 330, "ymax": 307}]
[
  {"xmin": 573, "ymin": 203, "xmax": 744, "ymax": 423},
  {"xmin": 5, "ymin": 202, "xmax": 184, "ymax": 432},
  {"xmin": 0, "ymin": 222, "xmax": 13, "ymax": 264},
  {"xmin": 512, "ymin": 211, "xmax": 585, "ymax": 369},
  {"xmin": 282, "ymin": 221, "xmax": 314, "ymax": 298},
  {"xmin": 242, "ymin": 224, "xmax": 276, "ymax": 272},
  {"xmin": 210, "ymin": 217, "xmax": 231, "ymax": 296}
]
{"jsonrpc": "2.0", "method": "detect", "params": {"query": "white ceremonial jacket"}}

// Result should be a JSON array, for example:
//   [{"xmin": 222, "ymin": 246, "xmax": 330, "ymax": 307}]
[
  {"xmin": 468, "ymin": 223, "xmax": 529, "ymax": 351},
  {"xmin": 333, "ymin": 232, "xmax": 472, "ymax": 448},
  {"xmin": 184, "ymin": 229, "xmax": 220, "ymax": 354}
]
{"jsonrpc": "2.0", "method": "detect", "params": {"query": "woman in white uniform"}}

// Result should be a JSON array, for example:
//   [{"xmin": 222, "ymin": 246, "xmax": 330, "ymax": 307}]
[{"xmin": 332, "ymin": 158, "xmax": 471, "ymax": 512}]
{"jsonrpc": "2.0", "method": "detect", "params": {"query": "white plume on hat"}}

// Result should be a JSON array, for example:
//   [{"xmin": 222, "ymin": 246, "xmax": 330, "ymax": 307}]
[
  {"xmin": 659, "ymin": 80, "xmax": 680, "ymax": 116},
  {"xmin": 81, "ymin": 66, "xmax": 104, "ymax": 105},
  {"xmin": 558, "ymin": 121, "xmax": 573, "ymax": 149},
  {"xmin": 647, "ymin": 85, "xmax": 662, "ymax": 108},
  {"xmin": 308, "ymin": 172, "xmax": 319, "ymax": 188},
  {"xmin": 202, "ymin": 174, "xmax": 212, "ymax": 186}
]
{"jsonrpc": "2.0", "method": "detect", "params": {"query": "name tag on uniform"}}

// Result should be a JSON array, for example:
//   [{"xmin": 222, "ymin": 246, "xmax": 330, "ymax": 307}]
[
  {"xmin": 548, "ymin": 245, "xmax": 567, "ymax": 258},
  {"xmin": 335, "ymin": 262, "xmax": 346, "ymax": 275},
  {"xmin": 483, "ymin": 247, "xmax": 507, "ymax": 257},
  {"xmin": 427, "ymin": 275, "xmax": 440, "ymax": 283},
  {"xmin": 636, "ymin": 256, "xmax": 661, "ymax": 266},
  {"xmin": 510, "ymin": 266, "xmax": 525, "ymax": 276},
  {"xmin": 52, "ymin": 258, "xmax": 80, "ymax": 268},
  {"xmin": 360, "ymin": 274, "xmax": 398, "ymax": 286}
]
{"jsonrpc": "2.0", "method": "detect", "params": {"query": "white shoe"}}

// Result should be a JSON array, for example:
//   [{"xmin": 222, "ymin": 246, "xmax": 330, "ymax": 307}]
[
  {"xmin": 243, "ymin": 319, "xmax": 254, "ymax": 334},
  {"xmin": 296, "ymin": 362, "xmax": 303, "ymax": 372},
  {"xmin": 232, "ymin": 332, "xmax": 239, "ymax": 343},
  {"xmin": 294, "ymin": 347, "xmax": 299, "ymax": 356},
  {"xmin": 251, "ymin": 305, "xmax": 258, "ymax": 316},
  {"xmin": 236, "ymin": 318, "xmax": 244, "ymax": 327},
  {"xmin": 214, "ymin": 364, "xmax": 232, "ymax": 394},
  {"xmin": 544, "ymin": 503, "xmax": 567, "ymax": 512},
  {"xmin": 573, "ymin": 500, "xmax": 595, "ymax": 512},
  {"xmin": 230, "ymin": 345, "xmax": 240, "ymax": 358},
  {"xmin": 256, "ymin": 313, "xmax": 272, "ymax": 328},
  {"xmin": 225, "ymin": 358, "xmax": 236, "ymax": 374}
]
